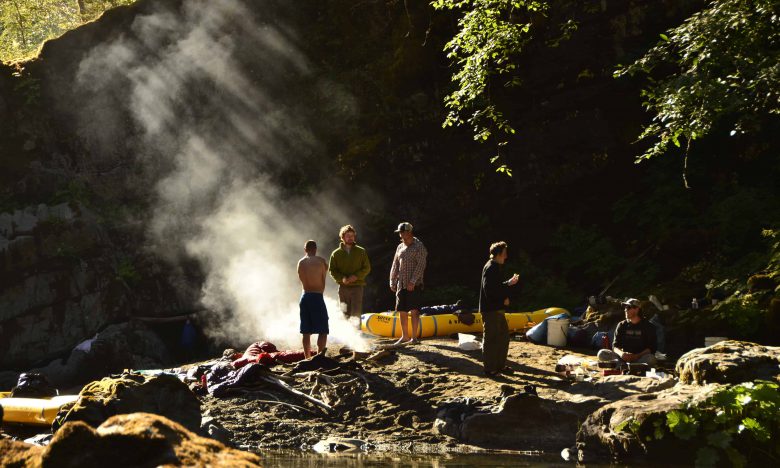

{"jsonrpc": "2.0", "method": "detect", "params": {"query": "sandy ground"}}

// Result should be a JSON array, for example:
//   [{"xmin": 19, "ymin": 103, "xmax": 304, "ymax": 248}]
[{"xmin": 201, "ymin": 335, "xmax": 601, "ymax": 454}]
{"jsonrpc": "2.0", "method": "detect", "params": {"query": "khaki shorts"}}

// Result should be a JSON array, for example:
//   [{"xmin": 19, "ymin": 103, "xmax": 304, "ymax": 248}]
[{"xmin": 338, "ymin": 285, "xmax": 364, "ymax": 318}]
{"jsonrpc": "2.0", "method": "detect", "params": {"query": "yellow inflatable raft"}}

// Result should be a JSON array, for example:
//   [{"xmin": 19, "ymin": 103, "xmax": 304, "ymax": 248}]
[
  {"xmin": 0, "ymin": 394, "xmax": 79, "ymax": 426},
  {"xmin": 360, "ymin": 307, "xmax": 568, "ymax": 338}
]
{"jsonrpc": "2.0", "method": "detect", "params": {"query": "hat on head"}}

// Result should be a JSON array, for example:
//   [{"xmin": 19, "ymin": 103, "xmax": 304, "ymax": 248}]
[
  {"xmin": 395, "ymin": 222, "xmax": 413, "ymax": 233},
  {"xmin": 621, "ymin": 298, "xmax": 641, "ymax": 308}
]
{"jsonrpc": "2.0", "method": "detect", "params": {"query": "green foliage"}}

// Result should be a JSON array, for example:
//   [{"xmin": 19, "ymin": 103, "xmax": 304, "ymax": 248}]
[
  {"xmin": 0, "ymin": 0, "xmax": 137, "ymax": 62},
  {"xmin": 115, "ymin": 256, "xmax": 140, "ymax": 285},
  {"xmin": 708, "ymin": 188, "xmax": 778, "ymax": 257},
  {"xmin": 705, "ymin": 278, "xmax": 740, "ymax": 298},
  {"xmin": 612, "ymin": 179, "xmax": 697, "ymax": 237},
  {"xmin": 676, "ymin": 229, "xmax": 779, "ymax": 336},
  {"xmin": 12, "ymin": 71, "xmax": 40, "ymax": 105},
  {"xmin": 710, "ymin": 291, "xmax": 765, "ymax": 337},
  {"xmin": 52, "ymin": 242, "xmax": 81, "ymax": 263},
  {"xmin": 504, "ymin": 249, "xmax": 579, "ymax": 309},
  {"xmin": 763, "ymin": 229, "xmax": 780, "ymax": 281},
  {"xmin": 52, "ymin": 179, "xmax": 89, "ymax": 202},
  {"xmin": 34, "ymin": 215, "xmax": 68, "ymax": 234},
  {"xmin": 614, "ymin": 416, "xmax": 642, "ymax": 434},
  {"xmin": 431, "ymin": 0, "xmax": 547, "ymax": 173},
  {"xmin": 675, "ymin": 279, "xmax": 767, "ymax": 337},
  {"xmin": 550, "ymin": 224, "xmax": 621, "ymax": 281},
  {"xmin": 616, "ymin": 0, "xmax": 780, "ymax": 162},
  {"xmin": 666, "ymin": 409, "xmax": 699, "ymax": 440},
  {"xmin": 621, "ymin": 381, "xmax": 780, "ymax": 467}
]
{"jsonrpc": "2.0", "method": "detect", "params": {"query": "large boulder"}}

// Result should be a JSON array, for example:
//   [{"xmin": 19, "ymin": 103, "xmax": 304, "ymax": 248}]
[
  {"xmin": 0, "ymin": 412, "xmax": 262, "ymax": 467},
  {"xmin": 576, "ymin": 383, "xmax": 721, "ymax": 463},
  {"xmin": 434, "ymin": 390, "xmax": 583, "ymax": 450},
  {"xmin": 676, "ymin": 340, "xmax": 780, "ymax": 385},
  {"xmin": 56, "ymin": 372, "xmax": 200, "ymax": 432},
  {"xmin": 561, "ymin": 374, "xmax": 677, "ymax": 406},
  {"xmin": 0, "ymin": 438, "xmax": 40, "ymax": 467}
]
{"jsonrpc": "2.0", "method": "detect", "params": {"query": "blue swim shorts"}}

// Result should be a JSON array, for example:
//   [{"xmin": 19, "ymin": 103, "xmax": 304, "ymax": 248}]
[{"xmin": 300, "ymin": 292, "xmax": 329, "ymax": 334}]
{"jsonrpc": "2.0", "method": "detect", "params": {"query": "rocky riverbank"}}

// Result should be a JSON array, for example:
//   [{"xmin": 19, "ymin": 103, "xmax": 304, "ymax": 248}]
[{"xmin": 3, "ymin": 335, "xmax": 777, "ymax": 466}]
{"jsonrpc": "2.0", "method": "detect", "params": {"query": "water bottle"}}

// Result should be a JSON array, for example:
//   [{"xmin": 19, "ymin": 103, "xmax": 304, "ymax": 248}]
[{"xmin": 691, "ymin": 298, "xmax": 699, "ymax": 310}]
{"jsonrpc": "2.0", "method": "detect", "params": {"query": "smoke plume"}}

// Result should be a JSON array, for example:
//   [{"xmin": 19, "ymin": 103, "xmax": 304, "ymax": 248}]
[{"xmin": 75, "ymin": 0, "xmax": 370, "ymax": 351}]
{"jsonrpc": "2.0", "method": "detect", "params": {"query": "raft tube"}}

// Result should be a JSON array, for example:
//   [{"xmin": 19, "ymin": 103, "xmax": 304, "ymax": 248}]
[
  {"xmin": 360, "ymin": 307, "xmax": 568, "ymax": 338},
  {"xmin": 0, "ymin": 395, "xmax": 79, "ymax": 426}
]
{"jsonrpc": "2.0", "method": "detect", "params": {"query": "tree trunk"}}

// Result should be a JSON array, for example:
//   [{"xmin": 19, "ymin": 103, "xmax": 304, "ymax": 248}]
[
  {"xmin": 77, "ymin": 0, "xmax": 87, "ymax": 19},
  {"xmin": 10, "ymin": 0, "xmax": 28, "ymax": 48}
]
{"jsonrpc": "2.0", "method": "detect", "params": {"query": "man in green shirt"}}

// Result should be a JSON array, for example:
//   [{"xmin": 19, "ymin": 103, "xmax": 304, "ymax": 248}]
[{"xmin": 329, "ymin": 225, "xmax": 371, "ymax": 322}]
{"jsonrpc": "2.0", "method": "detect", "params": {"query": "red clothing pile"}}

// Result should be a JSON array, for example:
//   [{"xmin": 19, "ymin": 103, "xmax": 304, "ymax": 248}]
[{"xmin": 231, "ymin": 341, "xmax": 306, "ymax": 368}]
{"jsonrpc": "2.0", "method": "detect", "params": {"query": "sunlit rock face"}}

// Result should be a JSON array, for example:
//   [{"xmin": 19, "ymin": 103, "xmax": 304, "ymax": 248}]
[{"xmin": 676, "ymin": 340, "xmax": 780, "ymax": 385}]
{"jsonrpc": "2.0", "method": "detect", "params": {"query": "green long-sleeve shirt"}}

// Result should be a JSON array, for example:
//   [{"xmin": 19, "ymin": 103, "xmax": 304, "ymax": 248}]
[{"xmin": 329, "ymin": 243, "xmax": 371, "ymax": 286}]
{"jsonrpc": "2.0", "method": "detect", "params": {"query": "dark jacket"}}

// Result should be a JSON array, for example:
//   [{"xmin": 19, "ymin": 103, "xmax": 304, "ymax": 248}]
[
  {"xmin": 613, "ymin": 319, "xmax": 657, "ymax": 354},
  {"xmin": 479, "ymin": 260, "xmax": 511, "ymax": 312}
]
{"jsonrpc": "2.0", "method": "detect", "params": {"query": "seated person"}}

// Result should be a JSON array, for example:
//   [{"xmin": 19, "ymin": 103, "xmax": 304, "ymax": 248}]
[{"xmin": 598, "ymin": 298, "xmax": 657, "ymax": 366}]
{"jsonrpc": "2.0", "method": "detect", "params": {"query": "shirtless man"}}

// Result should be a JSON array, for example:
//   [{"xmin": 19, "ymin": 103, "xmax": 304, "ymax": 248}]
[{"xmin": 297, "ymin": 240, "xmax": 329, "ymax": 358}]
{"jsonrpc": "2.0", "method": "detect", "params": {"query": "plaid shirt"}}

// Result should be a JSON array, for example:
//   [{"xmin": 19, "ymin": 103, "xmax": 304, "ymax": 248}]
[{"xmin": 390, "ymin": 237, "xmax": 427, "ymax": 291}]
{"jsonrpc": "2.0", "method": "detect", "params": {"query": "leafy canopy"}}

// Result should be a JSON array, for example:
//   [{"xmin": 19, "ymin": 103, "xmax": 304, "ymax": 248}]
[
  {"xmin": 431, "ymin": 0, "xmax": 547, "ymax": 176},
  {"xmin": 433, "ymin": 0, "xmax": 779, "ymax": 177},
  {"xmin": 616, "ymin": 0, "xmax": 780, "ymax": 162}
]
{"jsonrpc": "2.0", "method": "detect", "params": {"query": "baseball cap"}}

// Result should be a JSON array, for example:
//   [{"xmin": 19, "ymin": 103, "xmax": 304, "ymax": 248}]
[
  {"xmin": 621, "ymin": 298, "xmax": 641, "ymax": 308},
  {"xmin": 394, "ymin": 222, "xmax": 413, "ymax": 233}
]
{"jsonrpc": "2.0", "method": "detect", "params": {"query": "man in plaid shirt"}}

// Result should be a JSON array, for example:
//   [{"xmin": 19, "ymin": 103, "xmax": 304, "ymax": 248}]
[{"xmin": 390, "ymin": 222, "xmax": 428, "ymax": 345}]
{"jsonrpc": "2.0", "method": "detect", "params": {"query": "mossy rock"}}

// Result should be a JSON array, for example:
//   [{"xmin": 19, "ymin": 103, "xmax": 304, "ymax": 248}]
[
  {"xmin": 55, "ymin": 372, "xmax": 200, "ymax": 432},
  {"xmin": 747, "ymin": 274, "xmax": 777, "ymax": 292},
  {"xmin": 2, "ymin": 413, "xmax": 262, "ymax": 467}
]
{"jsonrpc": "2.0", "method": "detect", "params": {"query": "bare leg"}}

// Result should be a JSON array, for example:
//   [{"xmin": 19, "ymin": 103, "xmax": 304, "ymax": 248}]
[
  {"xmin": 394, "ymin": 311, "xmax": 410, "ymax": 345},
  {"xmin": 317, "ymin": 334, "xmax": 327, "ymax": 355},
  {"xmin": 410, "ymin": 309, "xmax": 420, "ymax": 340},
  {"xmin": 302, "ymin": 334, "xmax": 312, "ymax": 359}
]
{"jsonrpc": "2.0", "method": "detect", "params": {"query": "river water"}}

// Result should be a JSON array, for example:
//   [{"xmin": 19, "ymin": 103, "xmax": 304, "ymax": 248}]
[{"xmin": 256, "ymin": 449, "xmax": 572, "ymax": 467}]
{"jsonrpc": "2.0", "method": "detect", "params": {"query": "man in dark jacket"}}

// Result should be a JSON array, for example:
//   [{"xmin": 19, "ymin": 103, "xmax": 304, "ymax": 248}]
[
  {"xmin": 598, "ymin": 298, "xmax": 657, "ymax": 366},
  {"xmin": 479, "ymin": 241, "xmax": 519, "ymax": 376}
]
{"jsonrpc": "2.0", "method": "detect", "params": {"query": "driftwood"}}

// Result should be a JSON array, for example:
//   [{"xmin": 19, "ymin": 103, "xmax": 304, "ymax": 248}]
[
  {"xmin": 366, "ymin": 349, "xmax": 392, "ymax": 361},
  {"xmin": 337, "ymin": 369, "xmax": 370, "ymax": 390},
  {"xmin": 258, "ymin": 373, "xmax": 333, "ymax": 414},
  {"xmin": 247, "ymin": 399, "xmax": 312, "ymax": 414},
  {"xmin": 268, "ymin": 373, "xmax": 297, "ymax": 384},
  {"xmin": 231, "ymin": 382, "xmax": 322, "ymax": 414},
  {"xmin": 309, "ymin": 373, "xmax": 335, "ymax": 386}
]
